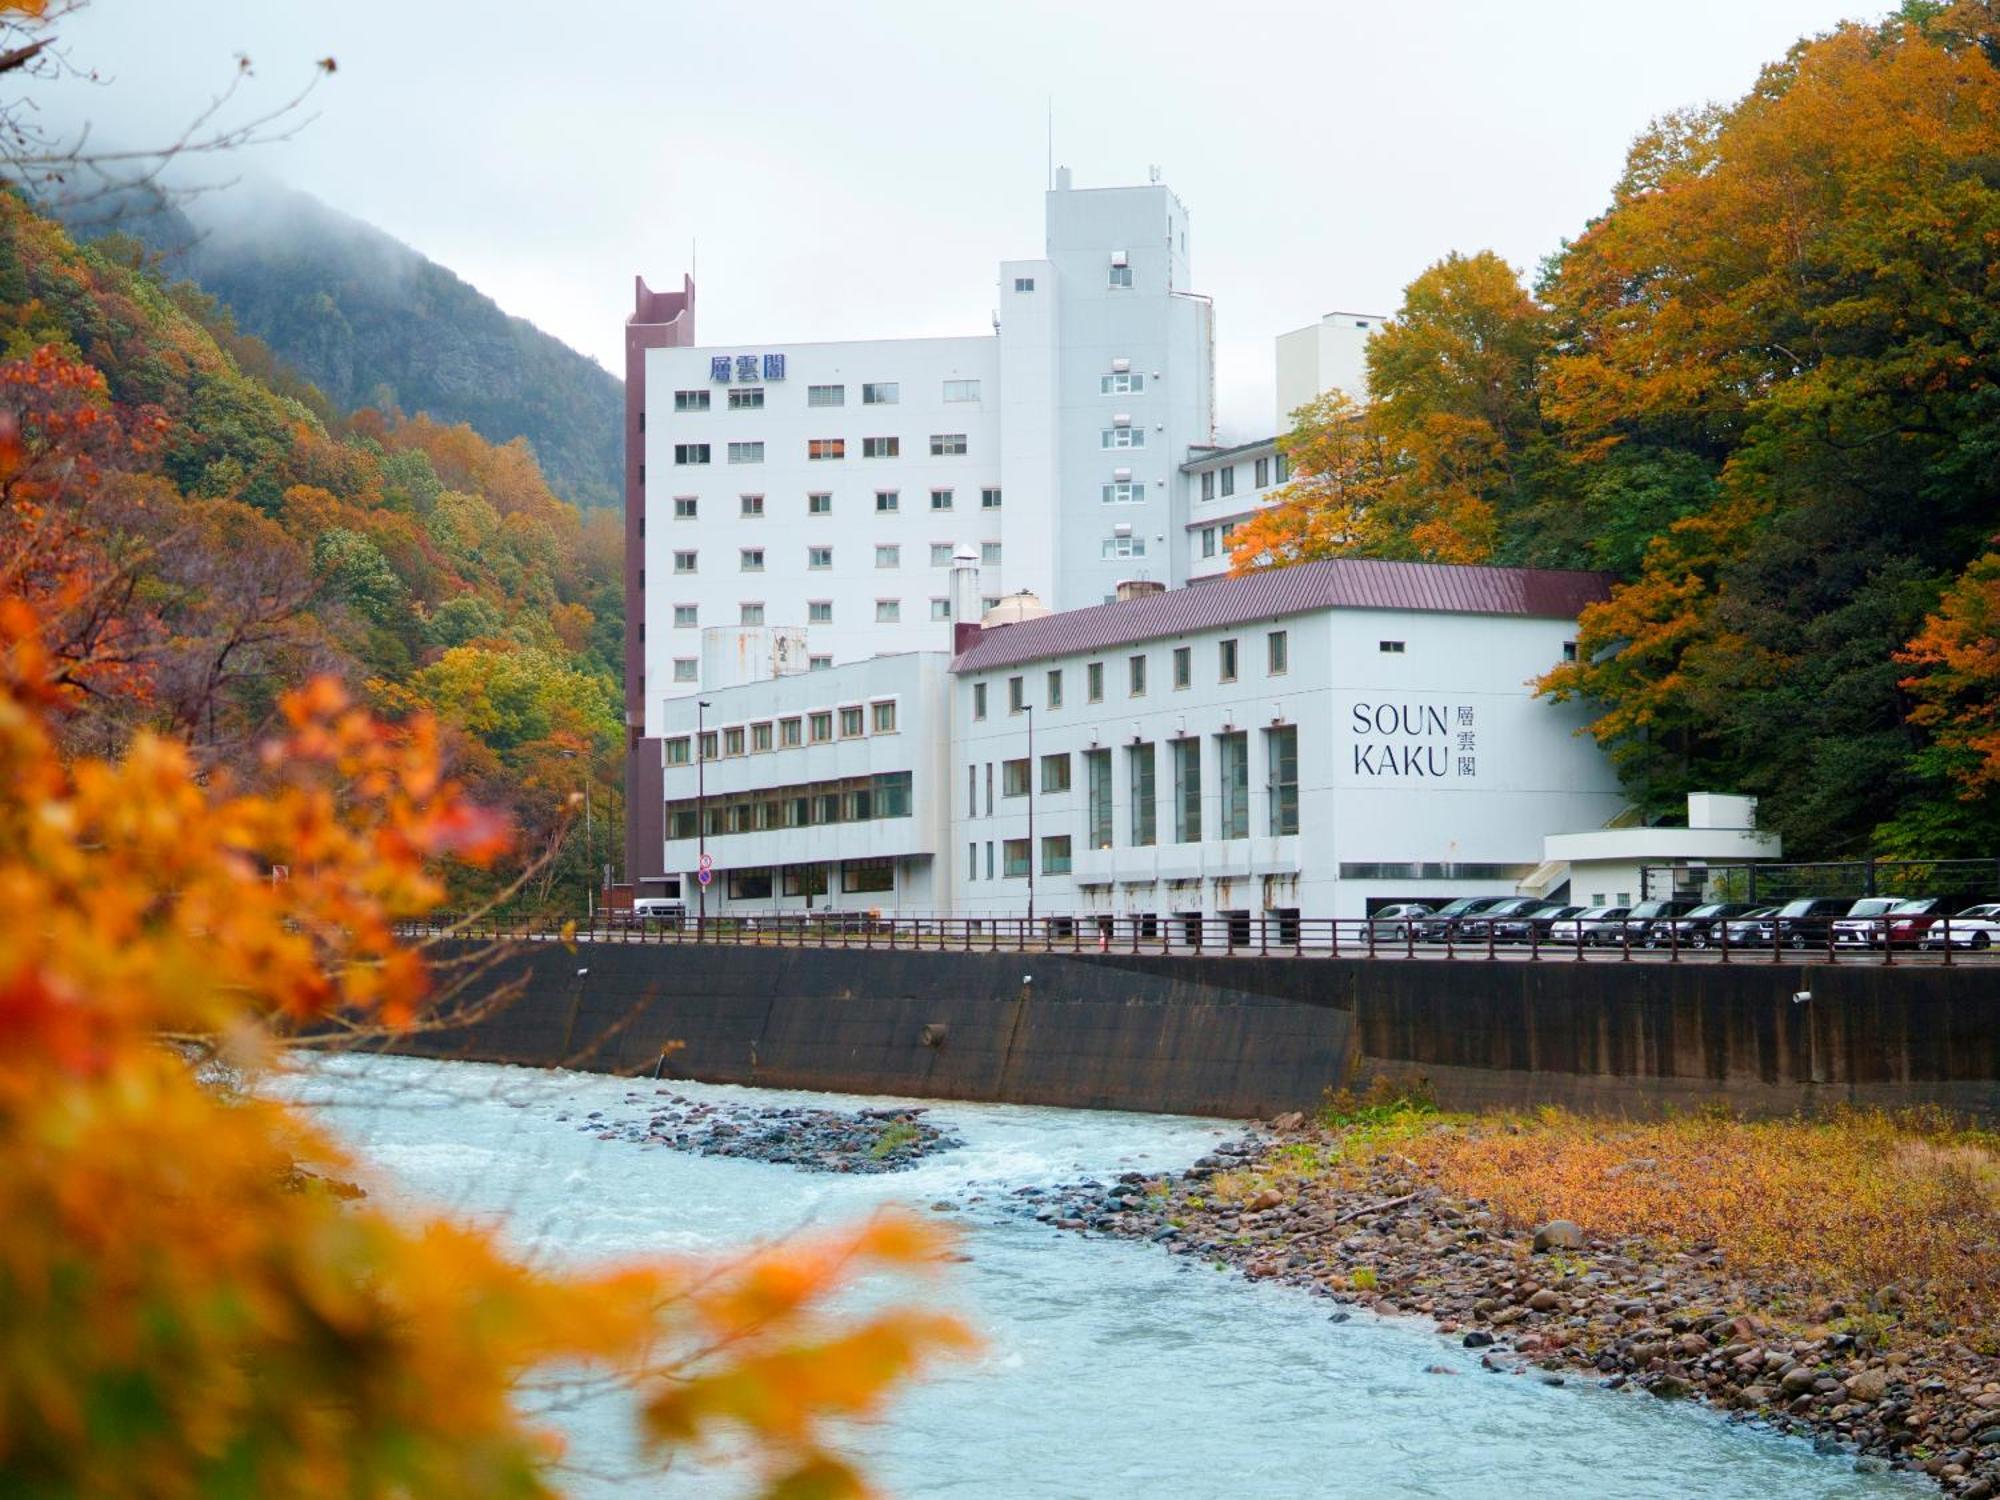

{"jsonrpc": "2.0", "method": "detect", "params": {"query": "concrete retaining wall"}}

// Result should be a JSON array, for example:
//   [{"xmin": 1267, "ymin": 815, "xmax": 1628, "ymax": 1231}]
[{"xmin": 396, "ymin": 944, "xmax": 2000, "ymax": 1121}]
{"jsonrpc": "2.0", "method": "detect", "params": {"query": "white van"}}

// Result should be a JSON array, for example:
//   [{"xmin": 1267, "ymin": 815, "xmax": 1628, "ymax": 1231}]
[{"xmin": 621, "ymin": 897, "xmax": 685, "ymax": 928}]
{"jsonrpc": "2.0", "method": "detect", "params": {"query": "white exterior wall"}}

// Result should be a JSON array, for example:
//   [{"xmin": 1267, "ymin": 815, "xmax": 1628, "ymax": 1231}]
[
  {"xmin": 656, "ymin": 653, "xmax": 953, "ymax": 916},
  {"xmin": 643, "ymin": 338, "xmax": 1000, "ymax": 735},
  {"xmin": 950, "ymin": 608, "xmax": 1623, "ymax": 921},
  {"xmin": 1182, "ymin": 439, "xmax": 1282, "ymax": 581},
  {"xmin": 1274, "ymin": 310, "xmax": 1384, "ymax": 430}
]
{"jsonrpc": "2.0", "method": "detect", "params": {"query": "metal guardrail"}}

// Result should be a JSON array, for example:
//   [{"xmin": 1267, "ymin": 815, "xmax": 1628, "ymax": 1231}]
[{"xmin": 406, "ymin": 913, "xmax": 2000, "ymax": 965}]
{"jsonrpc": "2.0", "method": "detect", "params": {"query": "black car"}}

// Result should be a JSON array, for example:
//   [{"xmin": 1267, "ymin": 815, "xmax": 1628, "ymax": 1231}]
[
  {"xmin": 1457, "ymin": 897, "xmax": 1555, "ymax": 941},
  {"xmin": 1728, "ymin": 896, "xmax": 1851, "ymax": 950},
  {"xmin": 1491, "ymin": 902, "xmax": 1584, "ymax": 943},
  {"xmin": 1585, "ymin": 897, "xmax": 1700, "ymax": 946},
  {"xmin": 1645, "ymin": 901, "xmax": 1758, "ymax": 948},
  {"xmin": 1413, "ymin": 896, "xmax": 1517, "ymax": 943}
]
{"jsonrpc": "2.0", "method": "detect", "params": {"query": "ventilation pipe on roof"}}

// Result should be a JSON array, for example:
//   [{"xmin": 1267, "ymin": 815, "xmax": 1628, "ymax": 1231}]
[{"xmin": 950, "ymin": 547, "xmax": 982, "ymax": 653}]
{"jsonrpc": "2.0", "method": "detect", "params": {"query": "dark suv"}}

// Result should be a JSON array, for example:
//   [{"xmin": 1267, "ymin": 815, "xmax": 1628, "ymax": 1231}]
[
  {"xmin": 1645, "ymin": 901, "xmax": 1759, "ymax": 948},
  {"xmin": 1585, "ymin": 897, "xmax": 1698, "ymax": 947},
  {"xmin": 1413, "ymin": 897, "xmax": 1516, "ymax": 943},
  {"xmin": 1764, "ymin": 896, "xmax": 1853, "ymax": 950},
  {"xmin": 1492, "ymin": 903, "xmax": 1584, "ymax": 943},
  {"xmin": 1457, "ymin": 897, "xmax": 1556, "ymax": 941}
]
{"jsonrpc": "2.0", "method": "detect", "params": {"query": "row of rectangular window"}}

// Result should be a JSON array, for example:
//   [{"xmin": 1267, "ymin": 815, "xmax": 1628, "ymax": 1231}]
[
  {"xmin": 672, "ymin": 490, "xmax": 1000, "ymax": 518},
  {"xmin": 961, "ymin": 728, "xmax": 1299, "ymax": 873},
  {"xmin": 673, "ymin": 381, "xmax": 980, "ymax": 412},
  {"xmin": 669, "ymin": 541, "xmax": 999, "ymax": 575},
  {"xmin": 674, "ymin": 597, "xmax": 968, "ymax": 628},
  {"xmin": 970, "ymin": 632, "xmax": 1288, "ymax": 720},
  {"xmin": 1196, "ymin": 454, "xmax": 1290, "ymax": 502},
  {"xmin": 665, "ymin": 772, "xmax": 913, "ymax": 841},
  {"xmin": 713, "ymin": 859, "xmax": 896, "ymax": 901},
  {"xmin": 673, "ymin": 435, "xmax": 970, "ymax": 465},
  {"xmin": 663, "ymin": 701, "xmax": 900, "ymax": 766}
]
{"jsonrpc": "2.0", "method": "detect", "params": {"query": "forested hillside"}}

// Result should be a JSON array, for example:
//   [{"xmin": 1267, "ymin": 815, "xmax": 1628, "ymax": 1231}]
[
  {"xmin": 0, "ymin": 188, "xmax": 623, "ymax": 909},
  {"xmin": 1235, "ymin": 0, "xmax": 2000, "ymax": 861},
  {"xmin": 85, "ymin": 183, "xmax": 624, "ymax": 510}
]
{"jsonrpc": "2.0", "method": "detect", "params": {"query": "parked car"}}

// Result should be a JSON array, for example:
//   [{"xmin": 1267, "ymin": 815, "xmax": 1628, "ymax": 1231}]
[
  {"xmin": 1645, "ymin": 901, "xmax": 1759, "ymax": 948},
  {"xmin": 1579, "ymin": 906, "xmax": 1646, "ymax": 946},
  {"xmin": 1412, "ymin": 896, "xmax": 1516, "ymax": 942},
  {"xmin": 1491, "ymin": 903, "xmax": 1584, "ymax": 944},
  {"xmin": 1721, "ymin": 896, "xmax": 1850, "ymax": 949},
  {"xmin": 614, "ymin": 897, "xmax": 686, "ymax": 928},
  {"xmin": 1584, "ymin": 898, "xmax": 1698, "ymax": 946},
  {"xmin": 1548, "ymin": 905, "xmax": 1628, "ymax": 944},
  {"xmin": 1918, "ymin": 903, "xmax": 2000, "ymax": 951},
  {"xmin": 1882, "ymin": 897, "xmax": 1969, "ymax": 949},
  {"xmin": 1367, "ymin": 902, "xmax": 1435, "ymax": 940},
  {"xmin": 1718, "ymin": 906, "xmax": 1782, "ymax": 946},
  {"xmin": 1456, "ymin": 897, "xmax": 1554, "ymax": 941},
  {"xmin": 1834, "ymin": 896, "xmax": 1944, "ymax": 949}
]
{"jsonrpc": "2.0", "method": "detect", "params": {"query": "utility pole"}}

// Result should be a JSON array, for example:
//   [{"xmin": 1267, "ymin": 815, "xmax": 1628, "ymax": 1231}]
[
  {"xmin": 1025, "ymin": 701, "xmax": 1035, "ymax": 935},
  {"xmin": 696, "ymin": 698, "xmax": 711, "ymax": 937}
]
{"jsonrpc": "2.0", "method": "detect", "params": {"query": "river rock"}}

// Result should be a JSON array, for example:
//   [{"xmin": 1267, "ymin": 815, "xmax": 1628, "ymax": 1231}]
[{"xmin": 1845, "ymin": 1368, "xmax": 1888, "ymax": 1403}]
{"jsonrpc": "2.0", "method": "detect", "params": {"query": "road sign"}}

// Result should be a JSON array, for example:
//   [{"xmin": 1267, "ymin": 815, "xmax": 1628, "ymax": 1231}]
[{"xmin": 697, "ymin": 853, "xmax": 714, "ymax": 887}]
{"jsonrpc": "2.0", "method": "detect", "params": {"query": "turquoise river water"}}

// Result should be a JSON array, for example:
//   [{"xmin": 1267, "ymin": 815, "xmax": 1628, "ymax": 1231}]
[{"xmin": 291, "ymin": 1055, "xmax": 1920, "ymax": 1499}]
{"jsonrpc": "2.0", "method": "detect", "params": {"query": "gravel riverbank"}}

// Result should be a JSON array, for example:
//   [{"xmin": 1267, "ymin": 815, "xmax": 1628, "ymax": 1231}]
[
  {"xmin": 1029, "ymin": 1119, "xmax": 2000, "ymax": 1496},
  {"xmin": 557, "ymin": 1088, "xmax": 963, "ymax": 1172}
]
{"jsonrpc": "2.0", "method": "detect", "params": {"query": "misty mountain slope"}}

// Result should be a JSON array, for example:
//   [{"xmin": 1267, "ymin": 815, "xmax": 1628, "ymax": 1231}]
[{"xmin": 99, "ymin": 184, "xmax": 623, "ymax": 509}]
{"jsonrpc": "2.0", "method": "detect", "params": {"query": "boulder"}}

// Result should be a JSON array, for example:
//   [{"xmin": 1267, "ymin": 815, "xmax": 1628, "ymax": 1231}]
[{"xmin": 1844, "ymin": 1368, "xmax": 1889, "ymax": 1403}]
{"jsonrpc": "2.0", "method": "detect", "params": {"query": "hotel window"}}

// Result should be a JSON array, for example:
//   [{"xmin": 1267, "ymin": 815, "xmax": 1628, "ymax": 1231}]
[
  {"xmin": 967, "ymin": 764, "xmax": 977, "ymax": 816},
  {"xmin": 752, "ymin": 721, "xmax": 773, "ymax": 752},
  {"xmin": 1100, "ymin": 372, "xmax": 1144, "ymax": 394},
  {"xmin": 779, "ymin": 717, "xmax": 802, "ymax": 747},
  {"xmin": 943, "ymin": 379, "xmax": 980, "ymax": 402},
  {"xmin": 931, "ymin": 433, "xmax": 968, "ymax": 456},
  {"xmin": 1087, "ymin": 662, "xmax": 1104, "ymax": 702},
  {"xmin": 799, "ymin": 545, "xmax": 830, "ymax": 573},
  {"xmin": 985, "ymin": 841, "xmax": 994, "ymax": 879},
  {"xmin": 1046, "ymin": 668, "xmax": 1063, "ymax": 708},
  {"xmin": 809, "ymin": 655, "xmax": 832, "ymax": 671},
  {"xmin": 875, "ymin": 598, "xmax": 900, "ymax": 623},
  {"xmin": 1101, "ymin": 536, "xmax": 1146, "ymax": 558},
  {"xmin": 872, "ymin": 700, "xmax": 897, "ymax": 733},
  {"xmin": 808, "ymin": 438, "xmax": 845, "ymax": 460},
  {"xmin": 1276, "ymin": 454, "xmax": 1291, "ymax": 481},
  {"xmin": 1268, "ymin": 630, "xmax": 1289, "ymax": 675},
  {"xmin": 982, "ymin": 541, "xmax": 1002, "ymax": 565},
  {"xmin": 862, "ymin": 381, "xmax": 899, "ymax": 405},
  {"xmin": 972, "ymin": 682, "xmax": 986, "ymax": 720},
  {"xmin": 674, "ymin": 443, "xmax": 710, "ymax": 465},
  {"xmin": 930, "ymin": 597, "xmax": 951, "ymax": 620},
  {"xmin": 1172, "ymin": 646, "xmax": 1191, "ymax": 689},
  {"xmin": 1013, "ymin": 276, "xmax": 1035, "ymax": 292},
  {"xmin": 1102, "ymin": 427, "xmax": 1144, "ymax": 449},
  {"xmin": 673, "ymin": 389, "xmax": 709, "ymax": 412},
  {"xmin": 876, "ymin": 490, "xmax": 899, "ymax": 513},
  {"xmin": 809, "ymin": 711, "xmax": 833, "ymax": 743},
  {"xmin": 698, "ymin": 730, "xmax": 718, "ymax": 761},
  {"xmin": 673, "ymin": 550, "xmax": 698, "ymax": 573},
  {"xmin": 969, "ymin": 842, "xmax": 978, "ymax": 880},
  {"xmin": 875, "ymin": 544, "xmax": 900, "ymax": 568},
  {"xmin": 930, "ymin": 488, "xmax": 953, "ymax": 511},
  {"xmin": 1102, "ymin": 482, "xmax": 1144, "ymax": 504},
  {"xmin": 981, "ymin": 487, "xmax": 1002, "ymax": 509},
  {"xmin": 1219, "ymin": 466, "xmax": 1235, "ymax": 498},
  {"xmin": 673, "ymin": 657, "xmax": 698, "ymax": 682},
  {"xmin": 1255, "ymin": 456, "xmax": 1270, "ymax": 488},
  {"xmin": 1128, "ymin": 654, "xmax": 1147, "ymax": 697},
  {"xmin": 1200, "ymin": 527, "xmax": 1217, "ymax": 558},
  {"xmin": 930, "ymin": 543, "xmax": 954, "ymax": 566},
  {"xmin": 740, "ymin": 493, "xmax": 764, "ymax": 516},
  {"xmin": 673, "ymin": 604, "xmax": 698, "ymax": 627},
  {"xmin": 808, "ymin": 599, "xmax": 833, "ymax": 623},
  {"xmin": 723, "ymin": 727, "xmax": 745, "ymax": 757},
  {"xmin": 839, "ymin": 706, "xmax": 865, "ymax": 737},
  {"xmin": 863, "ymin": 436, "xmax": 900, "ymax": 458},
  {"xmin": 1563, "ymin": 640, "xmax": 1579, "ymax": 662},
  {"xmin": 1041, "ymin": 835, "xmax": 1073, "ymax": 875},
  {"xmin": 665, "ymin": 736, "xmax": 691, "ymax": 766},
  {"xmin": 1172, "ymin": 738, "xmax": 1202, "ymax": 842},
  {"xmin": 728, "ymin": 387, "xmax": 764, "ymax": 410},
  {"xmin": 1201, "ymin": 471, "xmax": 1215, "ymax": 502},
  {"xmin": 1041, "ymin": 752, "xmax": 1070, "ymax": 794},
  {"xmin": 842, "ymin": 858, "xmax": 895, "ymax": 894},
  {"xmin": 1108, "ymin": 264, "xmax": 1133, "ymax": 288},
  {"xmin": 808, "ymin": 491, "xmax": 832, "ymax": 515},
  {"xmin": 674, "ymin": 495, "xmax": 698, "ymax": 519},
  {"xmin": 740, "ymin": 602, "xmax": 764, "ymax": 626},
  {"xmin": 739, "ymin": 548, "xmax": 764, "ymax": 572},
  {"xmin": 985, "ymin": 762, "xmax": 993, "ymax": 814},
  {"xmin": 1217, "ymin": 731, "xmax": 1249, "ymax": 840},
  {"xmin": 1002, "ymin": 838, "xmax": 1030, "ymax": 878},
  {"xmin": 726, "ymin": 869, "xmax": 772, "ymax": 901},
  {"xmin": 1218, "ymin": 638, "xmax": 1239, "ymax": 682},
  {"xmin": 1380, "ymin": 640, "xmax": 1406, "ymax": 654},
  {"xmin": 1007, "ymin": 675, "xmax": 1024, "ymax": 713},
  {"xmin": 1128, "ymin": 742, "xmax": 1156, "ymax": 846},
  {"xmin": 808, "ymin": 383, "xmax": 845, "ymax": 407},
  {"xmin": 1002, "ymin": 759, "xmax": 1030, "ymax": 797},
  {"xmin": 1266, "ymin": 726, "xmax": 1299, "ymax": 836},
  {"xmin": 1085, "ymin": 750, "xmax": 1112, "ymax": 849}
]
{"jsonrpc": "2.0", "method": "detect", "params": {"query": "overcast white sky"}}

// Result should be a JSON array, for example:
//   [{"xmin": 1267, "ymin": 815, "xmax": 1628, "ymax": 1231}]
[{"xmin": 55, "ymin": 0, "xmax": 1869, "ymax": 441}]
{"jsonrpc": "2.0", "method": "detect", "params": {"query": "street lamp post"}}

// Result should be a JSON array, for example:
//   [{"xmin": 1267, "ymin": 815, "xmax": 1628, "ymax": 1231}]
[
  {"xmin": 1024, "ymin": 702, "xmax": 1035, "ymax": 936},
  {"xmin": 696, "ymin": 698, "xmax": 711, "ymax": 938}
]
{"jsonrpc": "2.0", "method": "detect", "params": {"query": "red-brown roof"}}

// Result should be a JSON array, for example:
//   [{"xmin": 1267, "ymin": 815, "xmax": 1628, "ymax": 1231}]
[{"xmin": 949, "ymin": 558, "xmax": 1612, "ymax": 674}]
